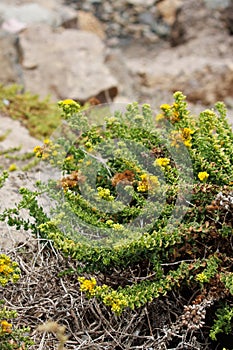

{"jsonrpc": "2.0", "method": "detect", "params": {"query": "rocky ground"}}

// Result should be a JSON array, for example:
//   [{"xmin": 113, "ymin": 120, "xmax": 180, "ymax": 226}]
[
  {"xmin": 0, "ymin": 0, "xmax": 232, "ymax": 106},
  {"xmin": 0, "ymin": 0, "xmax": 233, "ymax": 250}
]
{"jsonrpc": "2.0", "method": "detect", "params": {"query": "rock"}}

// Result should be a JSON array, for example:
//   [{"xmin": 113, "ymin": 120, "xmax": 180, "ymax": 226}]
[
  {"xmin": 56, "ymin": 5, "xmax": 77, "ymax": 28},
  {"xmin": 138, "ymin": 12, "xmax": 155, "ymax": 26},
  {"xmin": 125, "ymin": 33, "xmax": 233, "ymax": 105},
  {"xmin": 0, "ymin": 31, "xmax": 23, "ymax": 85},
  {"xmin": 221, "ymin": 2, "xmax": 233, "ymax": 35},
  {"xmin": 1, "ymin": 18, "xmax": 27, "ymax": 34},
  {"xmin": 19, "ymin": 25, "xmax": 118, "ymax": 102},
  {"xmin": 67, "ymin": 0, "xmax": 173, "ymax": 42},
  {"xmin": 157, "ymin": 0, "xmax": 183, "ymax": 26},
  {"xmin": 170, "ymin": 0, "xmax": 226, "ymax": 46},
  {"xmin": 0, "ymin": 113, "xmax": 41, "ymax": 251},
  {"xmin": 0, "ymin": 3, "xmax": 58, "ymax": 26},
  {"xmin": 126, "ymin": 0, "xmax": 156, "ymax": 6},
  {"xmin": 77, "ymin": 11, "xmax": 106, "ymax": 40},
  {"xmin": 204, "ymin": 0, "xmax": 230, "ymax": 9},
  {"xmin": 0, "ymin": 1, "xmax": 77, "ymax": 29}
]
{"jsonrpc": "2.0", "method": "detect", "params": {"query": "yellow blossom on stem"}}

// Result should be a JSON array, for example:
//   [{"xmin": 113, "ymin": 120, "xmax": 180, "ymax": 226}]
[
  {"xmin": 78, "ymin": 277, "xmax": 97, "ymax": 295},
  {"xmin": 0, "ymin": 320, "xmax": 12, "ymax": 333},
  {"xmin": 198, "ymin": 171, "xmax": 209, "ymax": 182},
  {"xmin": 8, "ymin": 163, "xmax": 17, "ymax": 172},
  {"xmin": 182, "ymin": 127, "xmax": 194, "ymax": 139},
  {"xmin": 97, "ymin": 187, "xmax": 114, "ymax": 201},
  {"xmin": 154, "ymin": 158, "xmax": 170, "ymax": 167},
  {"xmin": 160, "ymin": 103, "xmax": 171, "ymax": 111},
  {"xmin": 33, "ymin": 145, "xmax": 43, "ymax": 158},
  {"xmin": 181, "ymin": 127, "xmax": 194, "ymax": 148},
  {"xmin": 155, "ymin": 113, "xmax": 164, "ymax": 121},
  {"xmin": 137, "ymin": 174, "xmax": 159, "ymax": 192},
  {"xmin": 0, "ymin": 254, "xmax": 20, "ymax": 286},
  {"xmin": 112, "ymin": 223, "xmax": 124, "ymax": 230}
]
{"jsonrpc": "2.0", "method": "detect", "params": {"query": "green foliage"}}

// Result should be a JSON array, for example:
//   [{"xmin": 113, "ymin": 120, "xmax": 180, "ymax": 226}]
[
  {"xmin": 209, "ymin": 303, "xmax": 233, "ymax": 341},
  {"xmin": 0, "ymin": 84, "xmax": 60, "ymax": 139},
  {"xmin": 0, "ymin": 171, "xmax": 8, "ymax": 188}
]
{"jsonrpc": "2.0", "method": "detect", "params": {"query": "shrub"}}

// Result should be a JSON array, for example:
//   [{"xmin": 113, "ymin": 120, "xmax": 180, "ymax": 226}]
[{"xmin": 1, "ymin": 92, "xmax": 233, "ymax": 348}]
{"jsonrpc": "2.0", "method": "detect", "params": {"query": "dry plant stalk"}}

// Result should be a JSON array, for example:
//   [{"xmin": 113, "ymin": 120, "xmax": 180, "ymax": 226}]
[{"xmin": 37, "ymin": 321, "xmax": 69, "ymax": 350}]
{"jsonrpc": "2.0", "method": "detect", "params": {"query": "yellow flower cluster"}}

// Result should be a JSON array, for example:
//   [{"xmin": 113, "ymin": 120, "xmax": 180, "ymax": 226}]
[
  {"xmin": 97, "ymin": 187, "xmax": 114, "ymax": 201},
  {"xmin": 112, "ymin": 223, "xmax": 124, "ymax": 230},
  {"xmin": 170, "ymin": 127, "xmax": 194, "ymax": 148},
  {"xmin": 0, "ymin": 254, "xmax": 20, "ymax": 287},
  {"xmin": 58, "ymin": 99, "xmax": 80, "ymax": 115},
  {"xmin": 106, "ymin": 220, "xmax": 124, "ymax": 230},
  {"xmin": 33, "ymin": 139, "xmax": 63, "ymax": 165},
  {"xmin": 102, "ymin": 291, "xmax": 128, "ymax": 314},
  {"xmin": 181, "ymin": 127, "xmax": 195, "ymax": 148},
  {"xmin": 0, "ymin": 320, "xmax": 12, "ymax": 334},
  {"xmin": 160, "ymin": 103, "xmax": 171, "ymax": 111},
  {"xmin": 78, "ymin": 277, "xmax": 128, "ymax": 314},
  {"xmin": 157, "ymin": 101, "xmax": 181, "ymax": 123},
  {"xmin": 137, "ymin": 174, "xmax": 159, "ymax": 192},
  {"xmin": 33, "ymin": 145, "xmax": 43, "ymax": 158},
  {"xmin": 78, "ymin": 277, "xmax": 97, "ymax": 296},
  {"xmin": 195, "ymin": 272, "xmax": 208, "ymax": 283},
  {"xmin": 198, "ymin": 171, "xmax": 209, "ymax": 182},
  {"xmin": 154, "ymin": 157, "xmax": 170, "ymax": 168}
]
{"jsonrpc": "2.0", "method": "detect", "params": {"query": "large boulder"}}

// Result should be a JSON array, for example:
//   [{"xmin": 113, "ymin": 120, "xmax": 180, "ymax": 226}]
[{"xmin": 19, "ymin": 25, "xmax": 118, "ymax": 102}]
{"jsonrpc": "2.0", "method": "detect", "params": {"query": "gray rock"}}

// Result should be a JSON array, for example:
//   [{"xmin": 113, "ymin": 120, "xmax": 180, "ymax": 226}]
[
  {"xmin": 204, "ymin": 0, "xmax": 230, "ymax": 9},
  {"xmin": 0, "ymin": 31, "xmax": 23, "ymax": 85},
  {"xmin": 19, "ymin": 25, "xmax": 118, "ymax": 102},
  {"xmin": 125, "ymin": 42, "xmax": 233, "ymax": 105},
  {"xmin": 0, "ymin": 3, "xmax": 58, "ymax": 26},
  {"xmin": 126, "ymin": 0, "xmax": 156, "ymax": 6},
  {"xmin": 138, "ymin": 12, "xmax": 155, "ymax": 26},
  {"xmin": 55, "ymin": 5, "xmax": 77, "ymax": 28}
]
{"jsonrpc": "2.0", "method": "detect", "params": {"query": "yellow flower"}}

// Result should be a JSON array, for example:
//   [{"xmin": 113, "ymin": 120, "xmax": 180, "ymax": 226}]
[
  {"xmin": 8, "ymin": 163, "xmax": 17, "ymax": 172},
  {"xmin": 78, "ymin": 277, "xmax": 97, "ymax": 295},
  {"xmin": 0, "ymin": 254, "xmax": 20, "ymax": 286},
  {"xmin": 137, "ymin": 182, "xmax": 147, "ymax": 192},
  {"xmin": 112, "ymin": 223, "xmax": 124, "ymax": 230},
  {"xmin": 43, "ymin": 138, "xmax": 51, "ymax": 144},
  {"xmin": 137, "ymin": 174, "xmax": 159, "ymax": 192},
  {"xmin": 160, "ymin": 103, "xmax": 171, "ymax": 111},
  {"xmin": 33, "ymin": 145, "xmax": 43, "ymax": 158},
  {"xmin": 196, "ymin": 272, "xmax": 208, "ymax": 283},
  {"xmin": 154, "ymin": 158, "xmax": 170, "ymax": 167},
  {"xmin": 183, "ymin": 139, "xmax": 192, "ymax": 148},
  {"xmin": 156, "ymin": 113, "xmax": 165, "ymax": 121},
  {"xmin": 61, "ymin": 99, "xmax": 76, "ymax": 105},
  {"xmin": 97, "ymin": 187, "xmax": 114, "ymax": 201},
  {"xmin": 42, "ymin": 152, "xmax": 49, "ymax": 160},
  {"xmin": 182, "ymin": 127, "xmax": 194, "ymax": 139},
  {"xmin": 106, "ymin": 220, "xmax": 114, "ymax": 226},
  {"xmin": 1, "ymin": 320, "xmax": 12, "ymax": 333},
  {"xmin": 111, "ymin": 300, "xmax": 122, "ymax": 313},
  {"xmin": 198, "ymin": 171, "xmax": 209, "ymax": 182}
]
